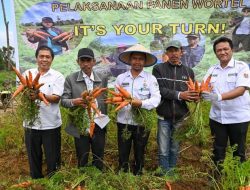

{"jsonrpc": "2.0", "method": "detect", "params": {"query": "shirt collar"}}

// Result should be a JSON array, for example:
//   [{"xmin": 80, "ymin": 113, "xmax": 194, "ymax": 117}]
[
  {"xmin": 168, "ymin": 61, "xmax": 182, "ymax": 67},
  {"xmin": 215, "ymin": 58, "xmax": 235, "ymax": 69},
  {"xmin": 37, "ymin": 68, "xmax": 52, "ymax": 76},
  {"xmin": 82, "ymin": 71, "xmax": 94, "ymax": 81},
  {"xmin": 127, "ymin": 70, "xmax": 145, "ymax": 78}
]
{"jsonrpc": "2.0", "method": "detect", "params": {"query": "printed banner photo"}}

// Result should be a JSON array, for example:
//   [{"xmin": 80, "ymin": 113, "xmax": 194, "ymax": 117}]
[{"xmin": 14, "ymin": 0, "xmax": 250, "ymax": 80}]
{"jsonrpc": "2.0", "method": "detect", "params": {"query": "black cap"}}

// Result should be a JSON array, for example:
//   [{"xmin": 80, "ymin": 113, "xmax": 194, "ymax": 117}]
[
  {"xmin": 42, "ymin": 17, "xmax": 54, "ymax": 23},
  {"xmin": 186, "ymin": 32, "xmax": 200, "ymax": 38},
  {"xmin": 77, "ymin": 48, "xmax": 94, "ymax": 59},
  {"xmin": 242, "ymin": 7, "xmax": 250, "ymax": 12}
]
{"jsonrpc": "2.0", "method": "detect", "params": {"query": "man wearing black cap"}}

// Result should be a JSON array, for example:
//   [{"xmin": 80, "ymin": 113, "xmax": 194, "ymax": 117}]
[
  {"xmin": 26, "ymin": 17, "xmax": 70, "ymax": 55},
  {"xmin": 230, "ymin": 7, "xmax": 250, "ymax": 52},
  {"xmin": 61, "ymin": 48, "xmax": 109, "ymax": 170},
  {"xmin": 180, "ymin": 32, "xmax": 205, "ymax": 68},
  {"xmin": 152, "ymin": 40, "xmax": 199, "ymax": 175}
]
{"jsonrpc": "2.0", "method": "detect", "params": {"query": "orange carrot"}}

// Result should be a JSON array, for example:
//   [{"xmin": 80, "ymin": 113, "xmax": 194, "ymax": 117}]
[
  {"xmin": 90, "ymin": 87, "xmax": 100, "ymax": 96},
  {"xmin": 12, "ymin": 65, "xmax": 27, "ymax": 86},
  {"xmin": 90, "ymin": 102, "xmax": 101, "ymax": 116},
  {"xmin": 11, "ymin": 181, "xmax": 32, "ymax": 188},
  {"xmin": 89, "ymin": 122, "xmax": 95, "ymax": 138},
  {"xmin": 108, "ymin": 90, "xmax": 122, "ymax": 97},
  {"xmin": 26, "ymin": 75, "xmax": 32, "ymax": 89},
  {"xmin": 81, "ymin": 90, "xmax": 89, "ymax": 99},
  {"xmin": 38, "ymin": 92, "xmax": 49, "ymax": 105},
  {"xmin": 32, "ymin": 72, "xmax": 40, "ymax": 86},
  {"xmin": 28, "ymin": 71, "xmax": 33, "ymax": 85},
  {"xmin": 87, "ymin": 106, "xmax": 92, "ymax": 122},
  {"xmin": 116, "ymin": 85, "xmax": 131, "ymax": 99},
  {"xmin": 111, "ymin": 96, "xmax": 124, "ymax": 102},
  {"xmin": 194, "ymin": 81, "xmax": 200, "ymax": 93},
  {"xmin": 115, "ymin": 101, "xmax": 129, "ymax": 111},
  {"xmin": 34, "ymin": 83, "xmax": 44, "ymax": 90},
  {"xmin": 204, "ymin": 74, "xmax": 212, "ymax": 88},
  {"xmin": 200, "ymin": 80, "xmax": 205, "ymax": 92},
  {"xmin": 11, "ymin": 84, "xmax": 25, "ymax": 99},
  {"xmin": 92, "ymin": 87, "xmax": 107, "ymax": 98},
  {"xmin": 52, "ymin": 32, "xmax": 70, "ymax": 40},
  {"xmin": 165, "ymin": 181, "xmax": 172, "ymax": 190},
  {"xmin": 187, "ymin": 77, "xmax": 195, "ymax": 91},
  {"xmin": 113, "ymin": 101, "xmax": 124, "ymax": 105}
]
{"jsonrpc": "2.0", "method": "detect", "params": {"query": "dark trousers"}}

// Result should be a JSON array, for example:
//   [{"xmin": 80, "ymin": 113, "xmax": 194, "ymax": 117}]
[
  {"xmin": 25, "ymin": 127, "xmax": 61, "ymax": 179},
  {"xmin": 232, "ymin": 34, "xmax": 250, "ymax": 51},
  {"xmin": 209, "ymin": 119, "xmax": 248, "ymax": 164},
  {"xmin": 74, "ymin": 124, "xmax": 106, "ymax": 170},
  {"xmin": 117, "ymin": 123, "xmax": 150, "ymax": 175}
]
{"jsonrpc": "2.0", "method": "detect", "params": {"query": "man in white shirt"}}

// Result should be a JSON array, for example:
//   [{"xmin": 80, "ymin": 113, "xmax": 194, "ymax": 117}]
[
  {"xmin": 61, "ymin": 48, "xmax": 109, "ymax": 170},
  {"xmin": 115, "ymin": 44, "xmax": 161, "ymax": 175},
  {"xmin": 202, "ymin": 37, "xmax": 250, "ymax": 167},
  {"xmin": 24, "ymin": 46, "xmax": 65, "ymax": 178}
]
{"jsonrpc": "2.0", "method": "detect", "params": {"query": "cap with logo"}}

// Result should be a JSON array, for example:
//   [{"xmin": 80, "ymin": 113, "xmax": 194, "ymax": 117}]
[
  {"xmin": 186, "ymin": 32, "xmax": 200, "ymax": 38},
  {"xmin": 165, "ymin": 40, "xmax": 182, "ymax": 50},
  {"xmin": 42, "ymin": 17, "xmax": 54, "ymax": 23}
]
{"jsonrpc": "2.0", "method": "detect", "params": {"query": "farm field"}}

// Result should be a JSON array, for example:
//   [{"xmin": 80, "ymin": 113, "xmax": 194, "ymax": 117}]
[{"xmin": 0, "ymin": 101, "xmax": 249, "ymax": 190}]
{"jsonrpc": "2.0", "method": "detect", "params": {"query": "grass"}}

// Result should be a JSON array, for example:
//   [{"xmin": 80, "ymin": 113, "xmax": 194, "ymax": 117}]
[
  {"xmin": 0, "ymin": 100, "xmax": 249, "ymax": 189},
  {"xmin": 0, "ymin": 70, "xmax": 15, "ymax": 91}
]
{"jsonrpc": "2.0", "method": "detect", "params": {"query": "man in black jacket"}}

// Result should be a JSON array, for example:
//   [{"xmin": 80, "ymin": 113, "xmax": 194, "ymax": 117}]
[{"xmin": 152, "ymin": 40, "xmax": 199, "ymax": 174}]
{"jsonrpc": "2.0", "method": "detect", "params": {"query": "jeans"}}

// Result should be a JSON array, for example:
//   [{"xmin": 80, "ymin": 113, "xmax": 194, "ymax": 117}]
[{"xmin": 157, "ymin": 119, "xmax": 182, "ymax": 172}]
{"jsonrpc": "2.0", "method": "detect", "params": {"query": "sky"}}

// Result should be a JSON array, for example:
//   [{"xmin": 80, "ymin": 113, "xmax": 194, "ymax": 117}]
[
  {"xmin": 21, "ymin": 2, "xmax": 81, "ymax": 24},
  {"xmin": 0, "ymin": 0, "xmax": 16, "ymax": 48}
]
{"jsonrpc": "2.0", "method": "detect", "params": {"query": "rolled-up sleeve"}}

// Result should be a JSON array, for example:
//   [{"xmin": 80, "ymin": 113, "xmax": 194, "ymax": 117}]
[{"xmin": 141, "ymin": 75, "xmax": 161, "ymax": 110}]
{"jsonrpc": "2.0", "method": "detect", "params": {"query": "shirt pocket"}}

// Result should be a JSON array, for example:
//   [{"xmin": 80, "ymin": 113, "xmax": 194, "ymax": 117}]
[
  {"xmin": 226, "ymin": 76, "xmax": 236, "ymax": 89},
  {"xmin": 43, "ymin": 83, "xmax": 53, "ymax": 95},
  {"xmin": 138, "ymin": 90, "xmax": 150, "ymax": 100}
]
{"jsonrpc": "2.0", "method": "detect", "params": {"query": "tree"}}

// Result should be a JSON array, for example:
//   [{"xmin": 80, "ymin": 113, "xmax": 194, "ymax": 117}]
[{"xmin": 1, "ymin": 0, "xmax": 13, "ymax": 70}]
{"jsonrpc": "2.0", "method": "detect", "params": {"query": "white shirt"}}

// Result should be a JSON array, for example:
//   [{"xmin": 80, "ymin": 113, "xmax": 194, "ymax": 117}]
[
  {"xmin": 115, "ymin": 70, "xmax": 161, "ymax": 125},
  {"xmin": 204, "ymin": 58, "xmax": 250, "ymax": 124},
  {"xmin": 82, "ymin": 71, "xmax": 94, "ymax": 91},
  {"xmin": 236, "ymin": 16, "xmax": 250, "ymax": 35},
  {"xmin": 23, "ymin": 68, "xmax": 65, "ymax": 130}
]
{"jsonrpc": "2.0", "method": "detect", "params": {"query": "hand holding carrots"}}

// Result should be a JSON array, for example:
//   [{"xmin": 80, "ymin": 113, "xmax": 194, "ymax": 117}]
[
  {"xmin": 72, "ymin": 97, "xmax": 87, "ymax": 107},
  {"xmin": 11, "ymin": 66, "xmax": 49, "ymax": 105},
  {"xmin": 186, "ymin": 76, "xmax": 212, "ymax": 96},
  {"xmin": 131, "ymin": 98, "xmax": 142, "ymax": 107},
  {"xmin": 106, "ymin": 85, "xmax": 133, "ymax": 111},
  {"xmin": 79, "ymin": 87, "xmax": 107, "ymax": 138},
  {"xmin": 179, "ymin": 91, "xmax": 200, "ymax": 102}
]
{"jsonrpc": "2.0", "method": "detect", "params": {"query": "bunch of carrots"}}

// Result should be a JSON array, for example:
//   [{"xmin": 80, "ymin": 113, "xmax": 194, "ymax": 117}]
[
  {"xmin": 176, "ymin": 75, "xmax": 213, "ymax": 145},
  {"xmin": 11, "ymin": 65, "xmax": 49, "ymax": 105},
  {"xmin": 80, "ymin": 87, "xmax": 107, "ymax": 137},
  {"xmin": 186, "ymin": 75, "xmax": 212, "ymax": 94},
  {"xmin": 105, "ymin": 85, "xmax": 132, "ymax": 112}
]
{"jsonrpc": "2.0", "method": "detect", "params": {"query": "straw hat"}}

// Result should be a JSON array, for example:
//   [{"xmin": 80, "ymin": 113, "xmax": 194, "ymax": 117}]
[{"xmin": 118, "ymin": 44, "xmax": 157, "ymax": 67}]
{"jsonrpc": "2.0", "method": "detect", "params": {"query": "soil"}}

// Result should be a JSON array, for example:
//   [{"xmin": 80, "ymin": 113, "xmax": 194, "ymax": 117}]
[{"xmin": 0, "ymin": 108, "xmax": 249, "ymax": 190}]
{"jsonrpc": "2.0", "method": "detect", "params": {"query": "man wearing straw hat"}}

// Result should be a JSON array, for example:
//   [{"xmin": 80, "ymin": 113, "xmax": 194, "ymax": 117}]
[{"xmin": 115, "ymin": 44, "xmax": 161, "ymax": 175}]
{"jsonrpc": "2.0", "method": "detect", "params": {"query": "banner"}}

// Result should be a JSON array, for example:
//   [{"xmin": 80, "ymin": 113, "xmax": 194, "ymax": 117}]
[{"xmin": 14, "ymin": 0, "xmax": 250, "ymax": 80}]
